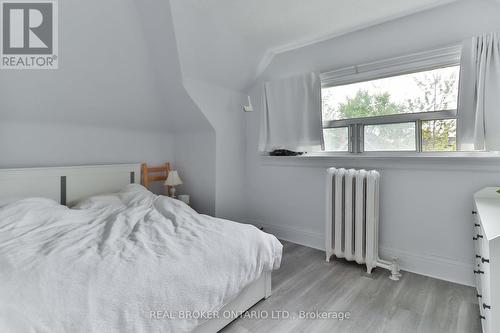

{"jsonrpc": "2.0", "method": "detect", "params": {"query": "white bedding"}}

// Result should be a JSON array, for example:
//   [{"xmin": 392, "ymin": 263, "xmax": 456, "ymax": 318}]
[{"xmin": 0, "ymin": 185, "xmax": 282, "ymax": 333}]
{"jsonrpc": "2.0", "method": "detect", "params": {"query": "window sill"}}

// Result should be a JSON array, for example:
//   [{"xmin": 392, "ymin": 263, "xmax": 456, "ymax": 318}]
[
  {"xmin": 260, "ymin": 151, "xmax": 500, "ymax": 171},
  {"xmin": 300, "ymin": 151, "xmax": 500, "ymax": 160}
]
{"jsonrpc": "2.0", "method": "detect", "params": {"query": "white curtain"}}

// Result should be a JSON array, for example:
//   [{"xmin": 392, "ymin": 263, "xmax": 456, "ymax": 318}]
[
  {"xmin": 259, "ymin": 72, "xmax": 323, "ymax": 153},
  {"xmin": 459, "ymin": 33, "xmax": 500, "ymax": 151}
]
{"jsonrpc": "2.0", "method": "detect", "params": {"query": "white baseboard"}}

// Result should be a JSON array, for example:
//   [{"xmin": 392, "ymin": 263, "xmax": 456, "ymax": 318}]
[
  {"xmin": 379, "ymin": 246, "xmax": 474, "ymax": 286},
  {"xmin": 247, "ymin": 220, "xmax": 474, "ymax": 287},
  {"xmin": 248, "ymin": 220, "xmax": 324, "ymax": 251}
]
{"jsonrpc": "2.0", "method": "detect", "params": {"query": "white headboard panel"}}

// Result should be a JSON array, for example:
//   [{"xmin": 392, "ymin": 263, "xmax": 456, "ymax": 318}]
[
  {"xmin": 0, "ymin": 169, "xmax": 61, "ymax": 202},
  {"xmin": 0, "ymin": 164, "xmax": 142, "ymax": 206}
]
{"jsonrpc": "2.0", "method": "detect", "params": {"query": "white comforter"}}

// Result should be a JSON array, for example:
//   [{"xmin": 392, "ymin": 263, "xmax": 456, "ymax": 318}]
[{"xmin": 0, "ymin": 185, "xmax": 282, "ymax": 333}]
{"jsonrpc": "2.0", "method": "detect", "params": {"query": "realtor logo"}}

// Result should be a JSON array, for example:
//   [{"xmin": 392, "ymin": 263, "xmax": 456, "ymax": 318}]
[{"xmin": 1, "ymin": 0, "xmax": 58, "ymax": 69}]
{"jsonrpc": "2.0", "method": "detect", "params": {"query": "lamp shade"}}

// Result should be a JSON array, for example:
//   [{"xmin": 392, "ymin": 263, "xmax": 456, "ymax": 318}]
[{"xmin": 164, "ymin": 170, "xmax": 183, "ymax": 186}]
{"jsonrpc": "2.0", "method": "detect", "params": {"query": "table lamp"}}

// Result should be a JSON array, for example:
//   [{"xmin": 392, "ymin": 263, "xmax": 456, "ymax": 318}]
[{"xmin": 164, "ymin": 170, "xmax": 183, "ymax": 198}]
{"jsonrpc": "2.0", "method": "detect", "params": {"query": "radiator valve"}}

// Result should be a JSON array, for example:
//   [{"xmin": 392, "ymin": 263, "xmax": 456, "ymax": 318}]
[{"xmin": 389, "ymin": 257, "xmax": 402, "ymax": 281}]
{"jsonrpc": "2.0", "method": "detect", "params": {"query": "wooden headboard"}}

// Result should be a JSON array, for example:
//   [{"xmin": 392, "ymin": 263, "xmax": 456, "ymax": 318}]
[
  {"xmin": 141, "ymin": 163, "xmax": 171, "ymax": 193},
  {"xmin": 0, "ymin": 164, "xmax": 142, "ymax": 206}
]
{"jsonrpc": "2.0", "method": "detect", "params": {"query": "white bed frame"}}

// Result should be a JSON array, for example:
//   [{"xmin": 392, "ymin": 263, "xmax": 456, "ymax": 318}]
[
  {"xmin": 0, "ymin": 164, "xmax": 272, "ymax": 333},
  {"xmin": 0, "ymin": 164, "xmax": 142, "ymax": 206},
  {"xmin": 194, "ymin": 272, "xmax": 271, "ymax": 333}
]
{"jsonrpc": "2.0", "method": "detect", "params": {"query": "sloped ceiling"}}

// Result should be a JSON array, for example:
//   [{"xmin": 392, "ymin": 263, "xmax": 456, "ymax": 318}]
[
  {"xmin": 170, "ymin": 0, "xmax": 457, "ymax": 91},
  {"xmin": 0, "ymin": 0, "xmax": 212, "ymax": 133}
]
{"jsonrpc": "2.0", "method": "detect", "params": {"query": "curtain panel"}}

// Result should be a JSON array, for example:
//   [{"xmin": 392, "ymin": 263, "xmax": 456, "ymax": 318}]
[
  {"xmin": 459, "ymin": 33, "xmax": 500, "ymax": 151},
  {"xmin": 259, "ymin": 72, "xmax": 323, "ymax": 153}
]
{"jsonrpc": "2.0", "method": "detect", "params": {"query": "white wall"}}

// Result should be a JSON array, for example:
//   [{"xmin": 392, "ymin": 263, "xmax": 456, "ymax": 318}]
[
  {"xmin": 183, "ymin": 78, "xmax": 247, "ymax": 221},
  {"xmin": 169, "ymin": 0, "xmax": 249, "ymax": 221},
  {"xmin": 245, "ymin": 0, "xmax": 500, "ymax": 286},
  {"xmin": 174, "ymin": 130, "xmax": 216, "ymax": 215},
  {"xmin": 0, "ymin": 121, "xmax": 173, "ymax": 168}
]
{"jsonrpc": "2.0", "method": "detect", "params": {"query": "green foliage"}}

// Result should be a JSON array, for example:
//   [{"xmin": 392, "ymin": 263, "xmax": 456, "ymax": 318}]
[
  {"xmin": 422, "ymin": 119, "xmax": 456, "ymax": 152},
  {"xmin": 413, "ymin": 72, "xmax": 458, "ymax": 151},
  {"xmin": 336, "ymin": 90, "xmax": 405, "ymax": 119},
  {"xmin": 336, "ymin": 92, "xmax": 414, "ymax": 151},
  {"xmin": 323, "ymin": 69, "xmax": 458, "ymax": 152},
  {"xmin": 410, "ymin": 73, "xmax": 456, "ymax": 111}
]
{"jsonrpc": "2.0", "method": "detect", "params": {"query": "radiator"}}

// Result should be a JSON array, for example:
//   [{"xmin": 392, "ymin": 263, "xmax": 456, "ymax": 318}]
[{"xmin": 325, "ymin": 168, "xmax": 401, "ymax": 280}]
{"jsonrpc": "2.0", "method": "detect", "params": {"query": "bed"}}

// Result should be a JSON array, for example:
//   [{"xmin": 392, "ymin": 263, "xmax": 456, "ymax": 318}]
[{"xmin": 0, "ymin": 164, "xmax": 282, "ymax": 333}]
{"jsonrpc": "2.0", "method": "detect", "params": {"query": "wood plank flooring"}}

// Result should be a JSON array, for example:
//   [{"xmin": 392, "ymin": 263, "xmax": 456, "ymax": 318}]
[{"xmin": 222, "ymin": 241, "xmax": 481, "ymax": 333}]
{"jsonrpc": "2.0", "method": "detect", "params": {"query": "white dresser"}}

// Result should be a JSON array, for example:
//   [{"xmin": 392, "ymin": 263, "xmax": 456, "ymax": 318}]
[{"xmin": 473, "ymin": 188, "xmax": 500, "ymax": 333}]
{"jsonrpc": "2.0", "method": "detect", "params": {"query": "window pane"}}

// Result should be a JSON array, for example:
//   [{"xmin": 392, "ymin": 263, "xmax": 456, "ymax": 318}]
[
  {"xmin": 364, "ymin": 123, "xmax": 416, "ymax": 151},
  {"xmin": 323, "ymin": 127, "xmax": 349, "ymax": 151},
  {"xmin": 422, "ymin": 119, "xmax": 457, "ymax": 152},
  {"xmin": 322, "ymin": 66, "xmax": 460, "ymax": 121}
]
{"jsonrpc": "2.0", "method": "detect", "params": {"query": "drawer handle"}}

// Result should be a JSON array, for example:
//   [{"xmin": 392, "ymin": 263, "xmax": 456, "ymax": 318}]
[
  {"xmin": 482, "ymin": 258, "xmax": 490, "ymax": 264},
  {"xmin": 472, "ymin": 211, "xmax": 478, "ymax": 215},
  {"xmin": 473, "ymin": 234, "xmax": 484, "ymax": 240},
  {"xmin": 476, "ymin": 254, "xmax": 482, "ymax": 259},
  {"xmin": 474, "ymin": 270, "xmax": 485, "ymax": 274},
  {"xmin": 483, "ymin": 303, "xmax": 491, "ymax": 310},
  {"xmin": 474, "ymin": 223, "xmax": 480, "ymax": 227},
  {"xmin": 477, "ymin": 294, "xmax": 482, "ymax": 298},
  {"xmin": 480, "ymin": 315, "xmax": 486, "ymax": 320}
]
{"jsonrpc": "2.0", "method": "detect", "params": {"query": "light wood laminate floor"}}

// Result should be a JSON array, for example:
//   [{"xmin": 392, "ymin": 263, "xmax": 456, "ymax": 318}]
[{"xmin": 222, "ymin": 241, "xmax": 481, "ymax": 333}]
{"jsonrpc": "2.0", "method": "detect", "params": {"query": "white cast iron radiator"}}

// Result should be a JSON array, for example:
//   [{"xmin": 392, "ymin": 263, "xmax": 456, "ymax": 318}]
[{"xmin": 325, "ymin": 168, "xmax": 401, "ymax": 280}]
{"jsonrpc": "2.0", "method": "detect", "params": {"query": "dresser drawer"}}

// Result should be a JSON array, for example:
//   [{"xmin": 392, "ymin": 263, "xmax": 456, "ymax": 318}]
[
  {"xmin": 474, "ymin": 188, "xmax": 500, "ymax": 333},
  {"xmin": 473, "ymin": 212, "xmax": 484, "ymax": 294}
]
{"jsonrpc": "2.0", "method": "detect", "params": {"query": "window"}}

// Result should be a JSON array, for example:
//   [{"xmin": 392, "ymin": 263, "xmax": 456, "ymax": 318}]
[{"xmin": 321, "ymin": 46, "xmax": 461, "ymax": 153}]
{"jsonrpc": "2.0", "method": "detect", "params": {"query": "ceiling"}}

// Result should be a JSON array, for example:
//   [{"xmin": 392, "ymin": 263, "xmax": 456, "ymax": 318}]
[{"xmin": 170, "ymin": 0, "xmax": 457, "ymax": 91}]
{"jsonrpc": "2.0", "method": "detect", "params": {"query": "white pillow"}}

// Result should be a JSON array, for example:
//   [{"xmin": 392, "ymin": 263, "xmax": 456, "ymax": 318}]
[
  {"xmin": 71, "ymin": 184, "xmax": 152, "ymax": 210},
  {"xmin": 119, "ymin": 184, "xmax": 155, "ymax": 207},
  {"xmin": 71, "ymin": 194, "xmax": 125, "ymax": 210},
  {"xmin": 121, "ymin": 184, "xmax": 150, "ymax": 194}
]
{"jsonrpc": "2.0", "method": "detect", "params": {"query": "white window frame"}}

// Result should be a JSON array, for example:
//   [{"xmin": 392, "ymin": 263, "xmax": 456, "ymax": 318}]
[{"xmin": 321, "ymin": 45, "xmax": 462, "ymax": 154}]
